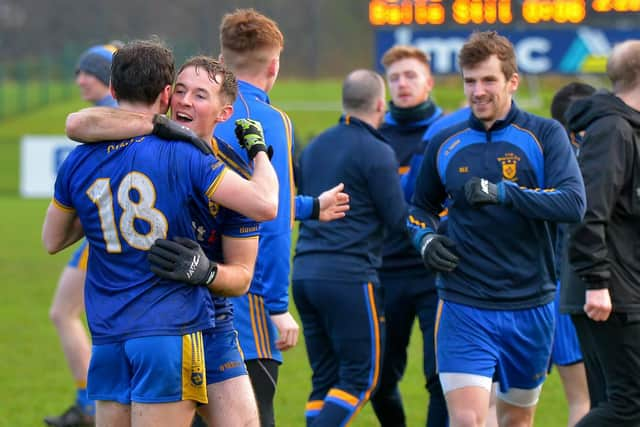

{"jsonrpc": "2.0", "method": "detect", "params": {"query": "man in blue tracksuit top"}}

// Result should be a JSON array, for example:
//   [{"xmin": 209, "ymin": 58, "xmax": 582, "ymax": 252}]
[
  {"xmin": 371, "ymin": 45, "xmax": 447, "ymax": 427},
  {"xmin": 293, "ymin": 70, "xmax": 408, "ymax": 427},
  {"xmin": 406, "ymin": 31, "xmax": 586, "ymax": 427},
  {"xmin": 214, "ymin": 10, "xmax": 299, "ymax": 427}
]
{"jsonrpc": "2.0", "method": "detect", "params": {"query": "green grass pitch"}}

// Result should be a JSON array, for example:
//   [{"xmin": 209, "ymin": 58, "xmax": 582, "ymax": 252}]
[{"xmin": 0, "ymin": 78, "xmax": 575, "ymax": 426}]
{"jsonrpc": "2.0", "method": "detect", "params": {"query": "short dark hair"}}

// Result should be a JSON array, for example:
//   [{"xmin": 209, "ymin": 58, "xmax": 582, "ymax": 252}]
[
  {"xmin": 110, "ymin": 39, "xmax": 175, "ymax": 104},
  {"xmin": 458, "ymin": 31, "xmax": 517, "ymax": 80},
  {"xmin": 342, "ymin": 69, "xmax": 384, "ymax": 113},
  {"xmin": 550, "ymin": 82, "xmax": 596, "ymax": 128},
  {"xmin": 177, "ymin": 56, "xmax": 238, "ymax": 104}
]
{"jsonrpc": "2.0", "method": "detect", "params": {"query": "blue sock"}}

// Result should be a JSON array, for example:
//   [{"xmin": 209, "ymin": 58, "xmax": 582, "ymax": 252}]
[{"xmin": 76, "ymin": 388, "xmax": 95, "ymax": 416}]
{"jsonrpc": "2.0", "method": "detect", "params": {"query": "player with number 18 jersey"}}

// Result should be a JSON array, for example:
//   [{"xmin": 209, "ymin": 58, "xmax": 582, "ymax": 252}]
[{"xmin": 53, "ymin": 135, "xmax": 226, "ymax": 345}]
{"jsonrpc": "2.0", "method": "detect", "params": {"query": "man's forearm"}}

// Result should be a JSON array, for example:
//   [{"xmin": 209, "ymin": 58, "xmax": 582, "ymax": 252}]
[
  {"xmin": 250, "ymin": 152, "xmax": 279, "ymax": 218},
  {"xmin": 66, "ymin": 107, "xmax": 154, "ymax": 142}
]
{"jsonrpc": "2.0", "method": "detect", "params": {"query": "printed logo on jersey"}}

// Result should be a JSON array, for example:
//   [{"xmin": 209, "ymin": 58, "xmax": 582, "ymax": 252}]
[
  {"xmin": 191, "ymin": 372, "xmax": 204, "ymax": 386},
  {"xmin": 498, "ymin": 153, "xmax": 520, "ymax": 181},
  {"xmin": 208, "ymin": 200, "xmax": 220, "ymax": 217}
]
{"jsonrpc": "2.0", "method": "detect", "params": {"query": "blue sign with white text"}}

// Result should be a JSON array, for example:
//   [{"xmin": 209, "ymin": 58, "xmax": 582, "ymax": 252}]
[{"xmin": 375, "ymin": 27, "xmax": 640, "ymax": 74}]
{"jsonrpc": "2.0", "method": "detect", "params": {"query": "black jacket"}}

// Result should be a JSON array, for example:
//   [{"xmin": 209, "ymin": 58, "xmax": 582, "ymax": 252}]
[{"xmin": 560, "ymin": 90, "xmax": 640, "ymax": 313}]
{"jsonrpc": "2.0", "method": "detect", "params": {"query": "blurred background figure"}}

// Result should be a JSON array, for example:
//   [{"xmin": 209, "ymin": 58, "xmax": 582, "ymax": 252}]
[
  {"xmin": 74, "ymin": 43, "xmax": 120, "ymax": 107},
  {"xmin": 44, "ymin": 41, "xmax": 119, "ymax": 427}
]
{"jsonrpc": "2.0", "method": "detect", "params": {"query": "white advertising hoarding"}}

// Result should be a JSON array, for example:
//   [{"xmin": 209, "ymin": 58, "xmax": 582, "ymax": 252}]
[{"xmin": 20, "ymin": 135, "xmax": 79, "ymax": 198}]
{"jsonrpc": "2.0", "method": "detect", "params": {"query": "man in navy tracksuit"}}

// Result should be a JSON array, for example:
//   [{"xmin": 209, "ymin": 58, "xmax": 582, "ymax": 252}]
[
  {"xmin": 292, "ymin": 69, "xmax": 407, "ymax": 426},
  {"xmin": 371, "ymin": 45, "xmax": 447, "ymax": 427},
  {"xmin": 407, "ymin": 31, "xmax": 586, "ymax": 427}
]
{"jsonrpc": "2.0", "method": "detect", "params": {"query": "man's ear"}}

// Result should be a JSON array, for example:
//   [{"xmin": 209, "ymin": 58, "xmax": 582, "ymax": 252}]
[
  {"xmin": 160, "ymin": 85, "xmax": 172, "ymax": 112},
  {"xmin": 109, "ymin": 85, "xmax": 117, "ymax": 100},
  {"xmin": 216, "ymin": 104, "xmax": 234, "ymax": 123}
]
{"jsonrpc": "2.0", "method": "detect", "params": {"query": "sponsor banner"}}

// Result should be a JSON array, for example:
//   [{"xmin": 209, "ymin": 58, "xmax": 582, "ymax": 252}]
[
  {"xmin": 375, "ymin": 27, "xmax": 640, "ymax": 74},
  {"xmin": 20, "ymin": 135, "xmax": 78, "ymax": 198}
]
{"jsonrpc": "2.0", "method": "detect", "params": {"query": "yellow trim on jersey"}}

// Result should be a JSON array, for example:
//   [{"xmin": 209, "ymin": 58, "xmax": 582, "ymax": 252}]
[
  {"xmin": 211, "ymin": 137, "xmax": 251, "ymax": 179},
  {"xmin": 305, "ymin": 400, "xmax": 324, "ymax": 411},
  {"xmin": 181, "ymin": 331, "xmax": 208, "ymax": 403},
  {"xmin": 408, "ymin": 215, "xmax": 427, "ymax": 229},
  {"xmin": 434, "ymin": 299, "xmax": 444, "ymax": 374},
  {"xmin": 346, "ymin": 282, "xmax": 382, "ymax": 425},
  {"xmin": 510, "ymin": 123, "xmax": 544, "ymax": 154},
  {"xmin": 249, "ymin": 294, "xmax": 272, "ymax": 359},
  {"xmin": 327, "ymin": 388, "xmax": 359, "ymax": 407},
  {"xmin": 220, "ymin": 234, "xmax": 260, "ymax": 241},
  {"xmin": 398, "ymin": 165, "xmax": 410, "ymax": 174},
  {"xmin": 205, "ymin": 167, "xmax": 229, "ymax": 199},
  {"xmin": 272, "ymin": 105, "xmax": 295, "ymax": 230},
  {"xmin": 52, "ymin": 198, "xmax": 75, "ymax": 213},
  {"xmin": 77, "ymin": 244, "xmax": 90, "ymax": 271}
]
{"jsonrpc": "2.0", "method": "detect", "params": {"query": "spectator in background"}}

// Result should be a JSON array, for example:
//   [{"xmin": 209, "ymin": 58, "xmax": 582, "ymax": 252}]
[
  {"xmin": 293, "ymin": 69, "xmax": 407, "ymax": 426},
  {"xmin": 407, "ymin": 31, "xmax": 586, "ymax": 427},
  {"xmin": 565, "ymin": 39, "xmax": 640, "ymax": 427},
  {"xmin": 548, "ymin": 82, "xmax": 596, "ymax": 427},
  {"xmin": 44, "ymin": 42, "xmax": 119, "ymax": 427},
  {"xmin": 75, "ymin": 43, "xmax": 120, "ymax": 107},
  {"xmin": 371, "ymin": 44, "xmax": 448, "ymax": 427}
]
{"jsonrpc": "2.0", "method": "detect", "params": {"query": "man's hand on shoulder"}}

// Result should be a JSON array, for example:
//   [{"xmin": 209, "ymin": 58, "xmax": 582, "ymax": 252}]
[{"xmin": 152, "ymin": 114, "xmax": 213, "ymax": 155}]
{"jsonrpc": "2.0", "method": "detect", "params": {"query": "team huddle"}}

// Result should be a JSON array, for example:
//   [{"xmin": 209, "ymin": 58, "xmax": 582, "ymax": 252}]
[{"xmin": 42, "ymin": 6, "xmax": 640, "ymax": 427}]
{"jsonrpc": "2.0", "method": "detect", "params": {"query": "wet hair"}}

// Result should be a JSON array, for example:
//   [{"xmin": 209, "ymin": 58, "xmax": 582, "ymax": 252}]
[
  {"xmin": 110, "ymin": 38, "xmax": 175, "ymax": 104},
  {"xmin": 177, "ymin": 56, "xmax": 238, "ymax": 104},
  {"xmin": 458, "ymin": 31, "xmax": 517, "ymax": 80}
]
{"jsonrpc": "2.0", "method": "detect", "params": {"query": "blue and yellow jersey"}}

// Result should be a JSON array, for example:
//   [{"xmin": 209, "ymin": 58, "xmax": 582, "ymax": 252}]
[
  {"xmin": 292, "ymin": 115, "xmax": 407, "ymax": 283},
  {"xmin": 407, "ymin": 103, "xmax": 586, "ymax": 309},
  {"xmin": 215, "ymin": 80, "xmax": 294, "ymax": 315},
  {"xmin": 190, "ymin": 137, "xmax": 260, "ymax": 332},
  {"xmin": 378, "ymin": 106, "xmax": 442, "ymax": 274},
  {"xmin": 53, "ymin": 134, "xmax": 225, "ymax": 344}
]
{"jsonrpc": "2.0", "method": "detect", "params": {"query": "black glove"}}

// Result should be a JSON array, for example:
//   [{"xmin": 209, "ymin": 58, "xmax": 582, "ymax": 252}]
[
  {"xmin": 148, "ymin": 237, "xmax": 218, "ymax": 286},
  {"xmin": 464, "ymin": 177, "xmax": 499, "ymax": 207},
  {"xmin": 152, "ymin": 114, "xmax": 213, "ymax": 155},
  {"xmin": 234, "ymin": 118, "xmax": 272, "ymax": 160},
  {"xmin": 420, "ymin": 233, "xmax": 459, "ymax": 272}
]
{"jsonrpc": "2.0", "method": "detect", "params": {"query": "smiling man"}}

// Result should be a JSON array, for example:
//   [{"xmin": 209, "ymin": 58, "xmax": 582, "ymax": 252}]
[
  {"xmin": 372, "ymin": 45, "xmax": 447, "ymax": 427},
  {"xmin": 406, "ymin": 31, "xmax": 586, "ymax": 427}
]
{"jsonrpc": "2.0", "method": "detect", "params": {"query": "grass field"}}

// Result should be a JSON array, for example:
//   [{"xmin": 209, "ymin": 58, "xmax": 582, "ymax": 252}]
[{"xmin": 0, "ymin": 78, "xmax": 580, "ymax": 426}]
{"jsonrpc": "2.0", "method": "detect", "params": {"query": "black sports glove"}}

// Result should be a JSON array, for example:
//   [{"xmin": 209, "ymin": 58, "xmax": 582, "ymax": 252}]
[
  {"xmin": 420, "ymin": 233, "xmax": 459, "ymax": 272},
  {"xmin": 464, "ymin": 177, "xmax": 499, "ymax": 207},
  {"xmin": 152, "ymin": 114, "xmax": 213, "ymax": 155},
  {"xmin": 148, "ymin": 237, "xmax": 218, "ymax": 286},
  {"xmin": 234, "ymin": 118, "xmax": 272, "ymax": 160}
]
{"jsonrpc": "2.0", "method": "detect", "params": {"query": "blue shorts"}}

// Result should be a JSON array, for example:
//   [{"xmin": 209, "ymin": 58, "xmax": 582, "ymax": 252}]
[
  {"xmin": 436, "ymin": 300, "xmax": 554, "ymax": 393},
  {"xmin": 551, "ymin": 282, "xmax": 583, "ymax": 366},
  {"xmin": 232, "ymin": 293, "xmax": 282, "ymax": 363},
  {"xmin": 88, "ymin": 333, "xmax": 207, "ymax": 404},
  {"xmin": 204, "ymin": 329, "xmax": 247, "ymax": 384},
  {"xmin": 67, "ymin": 240, "xmax": 89, "ymax": 270}
]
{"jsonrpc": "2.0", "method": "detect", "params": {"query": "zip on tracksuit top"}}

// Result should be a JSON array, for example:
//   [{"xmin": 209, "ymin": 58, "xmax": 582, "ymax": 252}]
[{"xmin": 407, "ymin": 103, "xmax": 586, "ymax": 310}]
